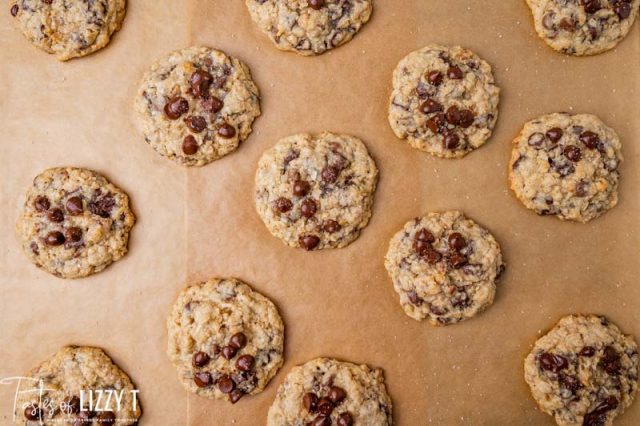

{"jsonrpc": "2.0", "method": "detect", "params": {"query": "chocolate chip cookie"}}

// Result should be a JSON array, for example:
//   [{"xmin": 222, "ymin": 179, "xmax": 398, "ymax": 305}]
[
  {"xmin": 15, "ymin": 345, "xmax": 142, "ymax": 426},
  {"xmin": 245, "ymin": 0, "xmax": 373, "ymax": 56},
  {"xmin": 267, "ymin": 358, "xmax": 393, "ymax": 425},
  {"xmin": 255, "ymin": 132, "xmax": 378, "ymax": 251},
  {"xmin": 385, "ymin": 211, "xmax": 505, "ymax": 326},
  {"xmin": 388, "ymin": 45, "xmax": 500, "ymax": 159},
  {"xmin": 167, "ymin": 278, "xmax": 284, "ymax": 403},
  {"xmin": 135, "ymin": 46, "xmax": 261, "ymax": 167},
  {"xmin": 10, "ymin": 0, "xmax": 126, "ymax": 61},
  {"xmin": 509, "ymin": 113, "xmax": 622, "ymax": 223},
  {"xmin": 526, "ymin": 0, "xmax": 639, "ymax": 56},
  {"xmin": 16, "ymin": 167, "xmax": 135, "ymax": 279},
  {"xmin": 524, "ymin": 315, "xmax": 639, "ymax": 426}
]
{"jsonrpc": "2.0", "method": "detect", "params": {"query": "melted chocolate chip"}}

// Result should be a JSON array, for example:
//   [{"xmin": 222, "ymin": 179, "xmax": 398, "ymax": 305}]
[
  {"xmin": 202, "ymin": 96, "xmax": 224, "ymax": 113},
  {"xmin": 299, "ymin": 234, "xmax": 320, "ymax": 251},
  {"xmin": 546, "ymin": 127, "xmax": 563, "ymax": 143},
  {"xmin": 189, "ymin": 70, "xmax": 213, "ymax": 99},
  {"xmin": 11, "ymin": 4, "xmax": 18, "ymax": 16},
  {"xmin": 64, "ymin": 227, "xmax": 83, "ymax": 243},
  {"xmin": 583, "ymin": 396, "xmax": 619, "ymax": 426},
  {"xmin": 192, "ymin": 351, "xmax": 210, "ymax": 368},
  {"xmin": 217, "ymin": 375, "xmax": 236, "ymax": 394},
  {"xmin": 444, "ymin": 133, "xmax": 460, "ymax": 150},
  {"xmin": 164, "ymin": 97, "xmax": 189, "ymax": 120},
  {"xmin": 303, "ymin": 392, "xmax": 319, "ymax": 412},
  {"xmin": 48, "ymin": 208, "xmax": 64, "ymax": 223},
  {"xmin": 88, "ymin": 194, "xmax": 115, "ymax": 218},
  {"xmin": 447, "ymin": 253, "xmax": 467, "ymax": 269},
  {"xmin": 321, "ymin": 166, "xmax": 340, "ymax": 183},
  {"xmin": 300, "ymin": 199, "xmax": 317, "ymax": 218},
  {"xmin": 182, "ymin": 135, "xmax": 199, "ymax": 155},
  {"xmin": 337, "ymin": 412, "xmax": 354, "ymax": 426},
  {"xmin": 217, "ymin": 123, "xmax": 236, "ymax": 138},
  {"xmin": 194, "ymin": 372, "xmax": 213, "ymax": 388},
  {"xmin": 293, "ymin": 180, "xmax": 311, "ymax": 197},
  {"xmin": 538, "ymin": 352, "xmax": 568, "ymax": 373},
  {"xmin": 34, "ymin": 196, "xmax": 50, "ymax": 212},
  {"xmin": 229, "ymin": 332, "xmax": 247, "ymax": 349},
  {"xmin": 222, "ymin": 345, "xmax": 238, "ymax": 360},
  {"xmin": 448, "ymin": 232, "xmax": 466, "ymax": 251},
  {"xmin": 426, "ymin": 112, "xmax": 447, "ymax": 134},
  {"xmin": 420, "ymin": 99, "xmax": 443, "ymax": 114},
  {"xmin": 328, "ymin": 386, "xmax": 346, "ymax": 404},
  {"xmin": 323, "ymin": 220, "xmax": 341, "ymax": 233},
  {"xmin": 185, "ymin": 115, "xmax": 207, "ymax": 133},
  {"xmin": 274, "ymin": 197, "xmax": 293, "ymax": 213},
  {"xmin": 24, "ymin": 405, "xmax": 42, "ymax": 421},
  {"xmin": 559, "ymin": 374, "xmax": 582, "ymax": 392},
  {"xmin": 614, "ymin": 2, "xmax": 631, "ymax": 19},
  {"xmin": 579, "ymin": 131, "xmax": 599, "ymax": 149},
  {"xmin": 423, "ymin": 248, "xmax": 442, "ymax": 264},
  {"xmin": 407, "ymin": 291, "xmax": 423, "ymax": 306},
  {"xmin": 600, "ymin": 346, "xmax": 621, "ymax": 375},
  {"xmin": 527, "ymin": 132, "xmax": 545, "ymax": 148},
  {"xmin": 458, "ymin": 109, "xmax": 474, "ymax": 128},
  {"xmin": 63, "ymin": 396, "xmax": 81, "ymax": 414},
  {"xmin": 564, "ymin": 145, "xmax": 582, "ymax": 162},
  {"xmin": 308, "ymin": 0, "xmax": 324, "ymax": 9},
  {"xmin": 45, "ymin": 231, "xmax": 65, "ymax": 246},
  {"xmin": 66, "ymin": 196, "xmax": 83, "ymax": 215},
  {"xmin": 236, "ymin": 354, "xmax": 255, "ymax": 372},
  {"xmin": 582, "ymin": 0, "xmax": 602, "ymax": 14},
  {"xmin": 579, "ymin": 346, "xmax": 596, "ymax": 357},
  {"xmin": 427, "ymin": 71, "xmax": 443, "ymax": 86},
  {"xmin": 447, "ymin": 65, "xmax": 463, "ymax": 79},
  {"xmin": 317, "ymin": 397, "xmax": 334, "ymax": 415}
]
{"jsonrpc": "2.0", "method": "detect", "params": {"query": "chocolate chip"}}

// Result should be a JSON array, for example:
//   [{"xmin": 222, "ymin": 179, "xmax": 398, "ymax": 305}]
[
  {"xmin": 615, "ymin": 2, "xmax": 631, "ymax": 19},
  {"xmin": 317, "ymin": 397, "xmax": 334, "ymax": 415},
  {"xmin": 189, "ymin": 70, "xmax": 213, "ymax": 98},
  {"xmin": 564, "ymin": 145, "xmax": 582, "ymax": 162},
  {"xmin": 448, "ymin": 232, "xmax": 467, "ymax": 251},
  {"xmin": 66, "ymin": 196, "xmax": 83, "ymax": 215},
  {"xmin": 182, "ymin": 135, "xmax": 199, "ymax": 155},
  {"xmin": 236, "ymin": 354, "xmax": 255, "ymax": 372},
  {"xmin": 96, "ymin": 411, "xmax": 115, "ymax": 424},
  {"xmin": 407, "ymin": 291, "xmax": 423, "ymax": 306},
  {"xmin": 527, "ymin": 132, "xmax": 545, "ymax": 148},
  {"xmin": 229, "ymin": 332, "xmax": 247, "ymax": 349},
  {"xmin": 321, "ymin": 166, "xmax": 340, "ymax": 183},
  {"xmin": 447, "ymin": 253, "xmax": 467, "ymax": 269},
  {"xmin": 212, "ymin": 343, "xmax": 221, "ymax": 356},
  {"xmin": 423, "ymin": 248, "xmax": 442, "ymax": 264},
  {"xmin": 600, "ymin": 346, "xmax": 621, "ymax": 375},
  {"xmin": 582, "ymin": 0, "xmax": 601, "ymax": 14},
  {"xmin": 45, "ymin": 231, "xmax": 65, "ymax": 246},
  {"xmin": 323, "ymin": 220, "xmax": 341, "ymax": 233},
  {"xmin": 63, "ymin": 396, "xmax": 80, "ymax": 414},
  {"xmin": 293, "ymin": 180, "xmax": 311, "ymax": 197},
  {"xmin": 427, "ymin": 71, "xmax": 443, "ymax": 86},
  {"xmin": 88, "ymin": 194, "xmax": 115, "ymax": 218},
  {"xmin": 583, "ymin": 396, "xmax": 619, "ymax": 426},
  {"xmin": 559, "ymin": 374, "xmax": 582, "ymax": 392},
  {"xmin": 446, "ymin": 105, "xmax": 461, "ymax": 125},
  {"xmin": 164, "ymin": 97, "xmax": 189, "ymax": 120},
  {"xmin": 48, "ymin": 208, "xmax": 64, "ymax": 223},
  {"xmin": 579, "ymin": 131, "xmax": 599, "ymax": 149},
  {"xmin": 328, "ymin": 386, "xmax": 346, "ymax": 404},
  {"xmin": 546, "ymin": 127, "xmax": 563, "ymax": 143},
  {"xmin": 192, "ymin": 351, "xmax": 210, "ymax": 368},
  {"xmin": 575, "ymin": 180, "xmax": 590, "ymax": 197},
  {"xmin": 24, "ymin": 405, "xmax": 42, "ymax": 420},
  {"xmin": 458, "ymin": 109, "xmax": 474, "ymax": 128},
  {"xmin": 194, "ymin": 372, "xmax": 212, "ymax": 388},
  {"xmin": 538, "ymin": 352, "xmax": 568, "ymax": 373},
  {"xmin": 10, "ymin": 4, "xmax": 18, "ymax": 16},
  {"xmin": 303, "ymin": 392, "xmax": 319, "ymax": 412},
  {"xmin": 216, "ymin": 375, "xmax": 236, "ymax": 394},
  {"xmin": 217, "ymin": 123, "xmax": 236, "ymax": 138},
  {"xmin": 299, "ymin": 234, "xmax": 320, "ymax": 250},
  {"xmin": 420, "ymin": 99, "xmax": 443, "ymax": 114},
  {"xmin": 308, "ymin": 0, "xmax": 324, "ymax": 9},
  {"xmin": 337, "ymin": 412, "xmax": 354, "ymax": 426},
  {"xmin": 310, "ymin": 416, "xmax": 331, "ymax": 426},
  {"xmin": 447, "ymin": 65, "xmax": 463, "ymax": 79},
  {"xmin": 34, "ymin": 196, "xmax": 50, "ymax": 212},
  {"xmin": 413, "ymin": 239, "xmax": 431, "ymax": 257},
  {"xmin": 64, "ymin": 227, "xmax": 83, "ymax": 243},
  {"xmin": 579, "ymin": 346, "xmax": 596, "ymax": 357},
  {"xmin": 444, "ymin": 133, "xmax": 460, "ymax": 150},
  {"xmin": 416, "ymin": 228, "xmax": 435, "ymax": 243},
  {"xmin": 184, "ymin": 115, "xmax": 207, "ymax": 133},
  {"xmin": 222, "ymin": 345, "xmax": 237, "ymax": 360},
  {"xmin": 300, "ymin": 199, "xmax": 317, "ymax": 218},
  {"xmin": 202, "ymin": 96, "xmax": 224, "ymax": 113},
  {"xmin": 229, "ymin": 389, "xmax": 244, "ymax": 404},
  {"xmin": 426, "ymin": 112, "xmax": 446, "ymax": 134},
  {"xmin": 42, "ymin": 0, "xmax": 53, "ymax": 4},
  {"xmin": 274, "ymin": 197, "xmax": 293, "ymax": 213}
]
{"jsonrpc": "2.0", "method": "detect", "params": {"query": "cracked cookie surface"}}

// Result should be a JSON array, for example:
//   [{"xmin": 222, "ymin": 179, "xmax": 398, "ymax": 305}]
[
  {"xmin": 10, "ymin": 0, "xmax": 126, "ymax": 61},
  {"xmin": 388, "ymin": 45, "xmax": 500, "ymax": 159},
  {"xmin": 524, "ymin": 314, "xmax": 639, "ymax": 426},
  {"xmin": 15, "ymin": 346, "xmax": 142, "ymax": 426},
  {"xmin": 526, "ymin": 0, "xmax": 639, "ymax": 56},
  {"xmin": 167, "ymin": 278, "xmax": 284, "ymax": 403},
  {"xmin": 245, "ymin": 0, "xmax": 373, "ymax": 55},
  {"xmin": 255, "ymin": 132, "xmax": 378, "ymax": 251},
  {"xmin": 509, "ymin": 113, "xmax": 622, "ymax": 223},
  {"xmin": 135, "ymin": 46, "xmax": 261, "ymax": 167},
  {"xmin": 385, "ymin": 211, "xmax": 504, "ymax": 326},
  {"xmin": 16, "ymin": 167, "xmax": 135, "ymax": 279},
  {"xmin": 267, "ymin": 357, "xmax": 393, "ymax": 426}
]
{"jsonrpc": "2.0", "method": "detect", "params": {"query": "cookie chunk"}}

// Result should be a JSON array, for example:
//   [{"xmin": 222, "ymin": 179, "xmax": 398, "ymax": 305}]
[
  {"xmin": 524, "ymin": 315, "xmax": 639, "ymax": 426},
  {"xmin": 16, "ymin": 167, "xmax": 135, "ymax": 279},
  {"xmin": 526, "ymin": 0, "xmax": 639, "ymax": 56},
  {"xmin": 509, "ymin": 113, "xmax": 622, "ymax": 223},
  {"xmin": 388, "ymin": 45, "xmax": 500, "ymax": 159},
  {"xmin": 385, "ymin": 211, "xmax": 505, "ymax": 326},
  {"xmin": 135, "ymin": 46, "xmax": 261, "ymax": 167},
  {"xmin": 15, "ymin": 346, "xmax": 142, "ymax": 426},
  {"xmin": 255, "ymin": 132, "xmax": 378, "ymax": 251},
  {"xmin": 167, "ymin": 278, "xmax": 284, "ymax": 403},
  {"xmin": 267, "ymin": 358, "xmax": 392, "ymax": 425},
  {"xmin": 9, "ymin": 0, "xmax": 126, "ymax": 61},
  {"xmin": 245, "ymin": 0, "xmax": 373, "ymax": 56}
]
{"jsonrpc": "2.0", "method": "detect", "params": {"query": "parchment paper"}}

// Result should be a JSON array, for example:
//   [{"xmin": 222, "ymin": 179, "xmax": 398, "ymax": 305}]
[{"xmin": 1, "ymin": 1, "xmax": 638, "ymax": 425}]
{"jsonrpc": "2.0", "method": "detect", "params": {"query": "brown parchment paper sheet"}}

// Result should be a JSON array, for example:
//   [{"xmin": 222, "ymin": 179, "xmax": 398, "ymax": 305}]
[{"xmin": 1, "ymin": 0, "xmax": 639, "ymax": 425}]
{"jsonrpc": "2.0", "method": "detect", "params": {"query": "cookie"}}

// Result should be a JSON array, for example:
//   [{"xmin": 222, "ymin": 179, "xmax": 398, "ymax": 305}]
[
  {"xmin": 15, "ymin": 345, "xmax": 142, "ymax": 425},
  {"xmin": 134, "ymin": 46, "xmax": 261, "ymax": 167},
  {"xmin": 9, "ymin": 0, "xmax": 126, "ymax": 61},
  {"xmin": 524, "ymin": 315, "xmax": 639, "ymax": 426},
  {"xmin": 166, "ymin": 278, "xmax": 284, "ymax": 403},
  {"xmin": 509, "ymin": 113, "xmax": 622, "ymax": 223},
  {"xmin": 526, "ymin": 0, "xmax": 639, "ymax": 56},
  {"xmin": 16, "ymin": 167, "xmax": 135, "ymax": 279},
  {"xmin": 267, "ymin": 357, "xmax": 393, "ymax": 425},
  {"xmin": 388, "ymin": 45, "xmax": 500, "ymax": 159},
  {"xmin": 255, "ymin": 132, "xmax": 378, "ymax": 251},
  {"xmin": 245, "ymin": 0, "xmax": 373, "ymax": 56},
  {"xmin": 385, "ymin": 211, "xmax": 505, "ymax": 326}
]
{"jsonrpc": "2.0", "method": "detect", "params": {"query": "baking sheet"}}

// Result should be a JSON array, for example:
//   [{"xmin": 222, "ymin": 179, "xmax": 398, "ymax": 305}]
[{"xmin": 1, "ymin": 0, "xmax": 639, "ymax": 425}]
